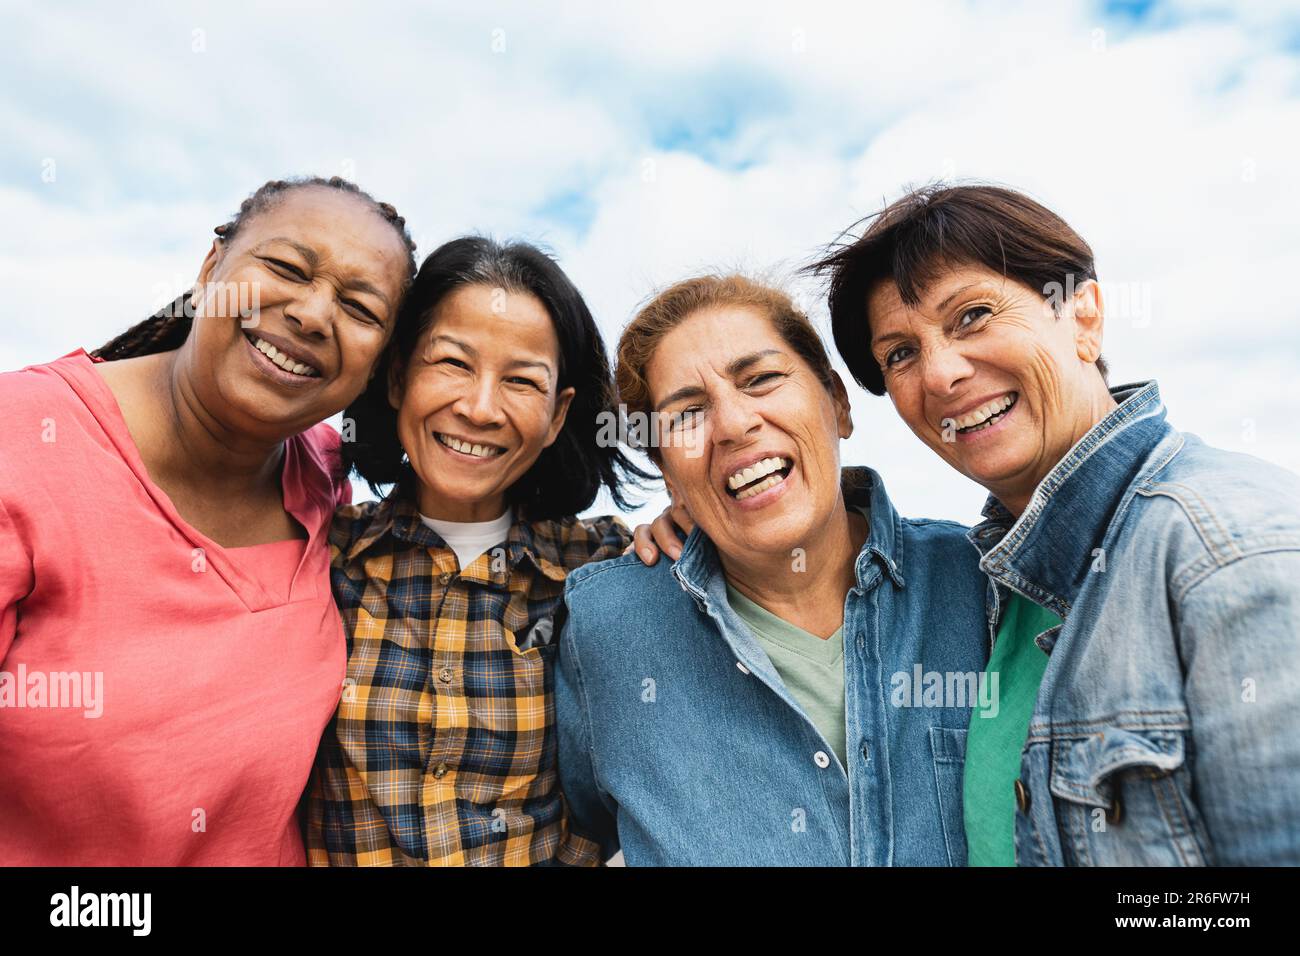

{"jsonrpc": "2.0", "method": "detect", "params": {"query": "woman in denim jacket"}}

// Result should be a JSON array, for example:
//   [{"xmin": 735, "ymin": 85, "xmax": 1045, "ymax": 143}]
[
  {"xmin": 557, "ymin": 276, "xmax": 989, "ymax": 866},
  {"xmin": 801, "ymin": 184, "xmax": 1300, "ymax": 865}
]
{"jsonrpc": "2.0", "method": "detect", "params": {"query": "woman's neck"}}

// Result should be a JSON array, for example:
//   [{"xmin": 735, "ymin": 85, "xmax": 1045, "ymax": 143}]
[
  {"xmin": 721, "ymin": 501, "xmax": 867, "ymax": 639},
  {"xmin": 142, "ymin": 350, "xmax": 286, "ymax": 497}
]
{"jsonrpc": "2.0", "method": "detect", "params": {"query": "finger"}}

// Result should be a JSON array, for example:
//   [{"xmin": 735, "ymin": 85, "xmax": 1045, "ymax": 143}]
[
  {"xmin": 632, "ymin": 522, "xmax": 660, "ymax": 566},
  {"xmin": 651, "ymin": 510, "xmax": 683, "ymax": 561}
]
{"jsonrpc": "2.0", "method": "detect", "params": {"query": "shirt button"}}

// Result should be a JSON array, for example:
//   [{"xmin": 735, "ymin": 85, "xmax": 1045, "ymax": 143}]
[
  {"xmin": 1014, "ymin": 779, "xmax": 1031, "ymax": 814},
  {"xmin": 813, "ymin": 751, "xmax": 831, "ymax": 769},
  {"xmin": 438, "ymin": 572, "xmax": 453, "ymax": 585},
  {"xmin": 736, "ymin": 661, "xmax": 751, "ymax": 676},
  {"xmin": 433, "ymin": 762, "xmax": 449, "ymax": 778},
  {"xmin": 439, "ymin": 667, "xmax": 454, "ymax": 684}
]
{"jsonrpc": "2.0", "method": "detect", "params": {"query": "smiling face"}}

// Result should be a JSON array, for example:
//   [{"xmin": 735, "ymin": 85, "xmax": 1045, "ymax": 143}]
[
  {"xmin": 392, "ymin": 283, "xmax": 575, "ymax": 522},
  {"xmin": 647, "ymin": 306, "xmax": 852, "ymax": 562},
  {"xmin": 182, "ymin": 185, "xmax": 411, "ymax": 441},
  {"xmin": 867, "ymin": 263, "xmax": 1110, "ymax": 512}
]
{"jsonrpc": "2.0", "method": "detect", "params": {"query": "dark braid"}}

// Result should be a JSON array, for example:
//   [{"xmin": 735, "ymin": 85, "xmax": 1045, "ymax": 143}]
[{"xmin": 92, "ymin": 176, "xmax": 418, "ymax": 361}]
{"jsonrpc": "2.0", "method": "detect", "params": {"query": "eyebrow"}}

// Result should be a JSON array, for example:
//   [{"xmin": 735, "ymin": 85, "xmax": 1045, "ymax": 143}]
[
  {"xmin": 254, "ymin": 237, "xmax": 392, "ymax": 308},
  {"xmin": 431, "ymin": 335, "xmax": 554, "ymax": 377},
  {"xmin": 652, "ymin": 349, "xmax": 782, "ymax": 412},
  {"xmin": 870, "ymin": 282, "xmax": 991, "ymax": 355}
]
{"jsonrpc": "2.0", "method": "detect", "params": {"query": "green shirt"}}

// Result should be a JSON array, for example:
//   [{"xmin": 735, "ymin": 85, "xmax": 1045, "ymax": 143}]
[
  {"xmin": 725, "ymin": 583, "xmax": 847, "ymax": 768},
  {"xmin": 963, "ymin": 592, "xmax": 1060, "ymax": 866}
]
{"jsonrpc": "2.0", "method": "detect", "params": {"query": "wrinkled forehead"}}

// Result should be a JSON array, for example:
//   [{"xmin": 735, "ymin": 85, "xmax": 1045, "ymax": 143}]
[
  {"xmin": 645, "ymin": 305, "xmax": 788, "ymax": 397},
  {"xmin": 867, "ymin": 262, "xmax": 1015, "ymax": 333}
]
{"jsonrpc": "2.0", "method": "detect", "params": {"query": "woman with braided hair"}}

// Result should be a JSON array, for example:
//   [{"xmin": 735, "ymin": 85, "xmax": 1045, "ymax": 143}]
[{"xmin": 0, "ymin": 176, "xmax": 416, "ymax": 865}]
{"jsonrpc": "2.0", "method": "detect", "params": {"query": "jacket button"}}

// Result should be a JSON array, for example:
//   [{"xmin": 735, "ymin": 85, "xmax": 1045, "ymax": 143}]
[
  {"xmin": 439, "ymin": 667, "xmax": 454, "ymax": 683},
  {"xmin": 1106, "ymin": 794, "xmax": 1124, "ymax": 826},
  {"xmin": 439, "ymin": 572, "xmax": 453, "ymax": 585},
  {"xmin": 813, "ymin": 751, "xmax": 830, "ymax": 769},
  {"xmin": 736, "ymin": 661, "xmax": 751, "ymax": 676},
  {"xmin": 433, "ymin": 762, "xmax": 449, "ymax": 778},
  {"xmin": 1014, "ymin": 779, "xmax": 1031, "ymax": 814}
]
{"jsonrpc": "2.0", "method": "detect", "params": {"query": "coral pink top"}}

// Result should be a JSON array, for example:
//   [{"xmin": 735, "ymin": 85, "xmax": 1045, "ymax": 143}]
[{"xmin": 0, "ymin": 350, "xmax": 350, "ymax": 865}]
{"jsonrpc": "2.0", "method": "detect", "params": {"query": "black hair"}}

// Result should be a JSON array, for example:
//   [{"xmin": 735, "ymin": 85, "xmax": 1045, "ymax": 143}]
[
  {"xmin": 92, "ymin": 175, "xmax": 417, "ymax": 360},
  {"xmin": 341, "ymin": 236, "xmax": 651, "ymax": 519}
]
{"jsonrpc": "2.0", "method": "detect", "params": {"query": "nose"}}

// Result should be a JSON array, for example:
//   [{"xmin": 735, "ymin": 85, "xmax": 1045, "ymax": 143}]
[
  {"xmin": 452, "ymin": 375, "xmax": 506, "ymax": 429},
  {"xmin": 920, "ymin": 342, "xmax": 975, "ymax": 398},
  {"xmin": 710, "ymin": 391, "xmax": 762, "ymax": 447},
  {"xmin": 282, "ymin": 282, "xmax": 333, "ymax": 340}
]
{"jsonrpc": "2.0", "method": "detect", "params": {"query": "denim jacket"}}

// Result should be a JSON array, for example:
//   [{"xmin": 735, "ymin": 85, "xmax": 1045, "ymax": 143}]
[
  {"xmin": 971, "ymin": 381, "xmax": 1300, "ymax": 866},
  {"xmin": 556, "ymin": 467, "xmax": 988, "ymax": 866}
]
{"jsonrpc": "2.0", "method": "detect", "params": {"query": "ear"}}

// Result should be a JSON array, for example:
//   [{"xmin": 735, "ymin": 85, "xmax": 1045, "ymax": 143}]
[
  {"xmin": 196, "ymin": 238, "xmax": 223, "ymax": 288},
  {"xmin": 386, "ymin": 358, "xmax": 407, "ymax": 412},
  {"xmin": 1071, "ymin": 279, "xmax": 1106, "ymax": 365},
  {"xmin": 543, "ymin": 386, "xmax": 576, "ymax": 449},
  {"xmin": 829, "ymin": 371, "xmax": 855, "ymax": 440}
]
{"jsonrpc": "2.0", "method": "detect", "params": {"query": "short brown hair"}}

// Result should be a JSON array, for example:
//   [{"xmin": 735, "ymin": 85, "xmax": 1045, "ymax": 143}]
[
  {"xmin": 806, "ymin": 183, "xmax": 1108, "ymax": 395},
  {"xmin": 616, "ymin": 275, "xmax": 836, "ymax": 450}
]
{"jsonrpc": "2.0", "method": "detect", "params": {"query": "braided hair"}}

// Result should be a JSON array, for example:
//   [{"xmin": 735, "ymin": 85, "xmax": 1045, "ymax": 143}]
[{"xmin": 92, "ymin": 176, "xmax": 418, "ymax": 361}]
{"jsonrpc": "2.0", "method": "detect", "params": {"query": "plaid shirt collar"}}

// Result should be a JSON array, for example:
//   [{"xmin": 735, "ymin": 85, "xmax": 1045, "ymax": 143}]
[{"xmin": 335, "ymin": 494, "xmax": 569, "ymax": 586}]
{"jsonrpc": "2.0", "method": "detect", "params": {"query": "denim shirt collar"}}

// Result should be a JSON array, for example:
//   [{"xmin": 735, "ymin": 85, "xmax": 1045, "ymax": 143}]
[
  {"xmin": 968, "ymin": 380, "xmax": 1174, "ymax": 619},
  {"xmin": 670, "ymin": 464, "xmax": 906, "ymax": 610},
  {"xmin": 666, "ymin": 465, "xmax": 905, "ymax": 705}
]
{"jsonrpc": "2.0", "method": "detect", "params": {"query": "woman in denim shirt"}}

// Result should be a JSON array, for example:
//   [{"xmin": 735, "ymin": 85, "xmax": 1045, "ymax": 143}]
[
  {"xmin": 556, "ymin": 276, "xmax": 989, "ymax": 865},
  {"xmin": 807, "ymin": 184, "xmax": 1300, "ymax": 865}
]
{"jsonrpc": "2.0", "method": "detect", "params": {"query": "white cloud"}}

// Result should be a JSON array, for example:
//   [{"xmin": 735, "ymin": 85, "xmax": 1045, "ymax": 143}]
[{"xmin": 3, "ymin": 0, "xmax": 1298, "ymax": 529}]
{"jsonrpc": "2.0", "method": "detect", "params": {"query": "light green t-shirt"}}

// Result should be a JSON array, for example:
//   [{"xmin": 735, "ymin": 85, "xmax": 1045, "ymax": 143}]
[
  {"xmin": 963, "ymin": 592, "xmax": 1060, "ymax": 866},
  {"xmin": 725, "ymin": 583, "xmax": 847, "ymax": 768}
]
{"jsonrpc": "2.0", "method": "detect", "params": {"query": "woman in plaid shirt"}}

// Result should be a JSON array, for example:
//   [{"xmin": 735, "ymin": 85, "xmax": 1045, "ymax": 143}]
[{"xmin": 306, "ymin": 237, "xmax": 649, "ymax": 865}]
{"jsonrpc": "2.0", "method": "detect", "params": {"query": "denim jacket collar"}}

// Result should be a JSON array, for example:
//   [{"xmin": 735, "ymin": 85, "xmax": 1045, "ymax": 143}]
[
  {"xmin": 667, "ymin": 464, "xmax": 905, "ymax": 712},
  {"xmin": 968, "ymin": 380, "xmax": 1174, "ymax": 619},
  {"xmin": 670, "ymin": 464, "xmax": 905, "ymax": 610}
]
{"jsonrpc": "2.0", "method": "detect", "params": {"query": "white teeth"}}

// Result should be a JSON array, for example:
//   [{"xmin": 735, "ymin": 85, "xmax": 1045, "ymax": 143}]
[
  {"xmin": 735, "ymin": 472, "xmax": 785, "ymax": 501},
  {"xmin": 251, "ymin": 337, "xmax": 317, "ymax": 377},
  {"xmin": 438, "ymin": 434, "xmax": 501, "ymax": 459},
  {"xmin": 727, "ymin": 457, "xmax": 790, "ymax": 491},
  {"xmin": 953, "ymin": 394, "xmax": 1016, "ymax": 430}
]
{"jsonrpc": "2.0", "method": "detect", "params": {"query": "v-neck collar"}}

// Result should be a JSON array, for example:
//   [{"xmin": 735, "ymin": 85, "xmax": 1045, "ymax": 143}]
[{"xmin": 49, "ymin": 349, "xmax": 328, "ymax": 612}]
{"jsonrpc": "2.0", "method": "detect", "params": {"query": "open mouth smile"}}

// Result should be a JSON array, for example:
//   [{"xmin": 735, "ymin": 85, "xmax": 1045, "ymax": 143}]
[
  {"xmin": 950, "ymin": 392, "xmax": 1018, "ymax": 435},
  {"xmin": 244, "ymin": 332, "xmax": 321, "ymax": 379},
  {"xmin": 435, "ymin": 432, "xmax": 507, "ymax": 460},
  {"xmin": 725, "ymin": 456, "xmax": 793, "ymax": 501}
]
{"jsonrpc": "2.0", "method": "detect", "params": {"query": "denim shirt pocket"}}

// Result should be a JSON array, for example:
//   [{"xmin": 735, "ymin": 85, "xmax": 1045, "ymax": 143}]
[
  {"xmin": 1047, "ymin": 724, "xmax": 1210, "ymax": 866},
  {"xmin": 929, "ymin": 725, "xmax": 969, "ymax": 866}
]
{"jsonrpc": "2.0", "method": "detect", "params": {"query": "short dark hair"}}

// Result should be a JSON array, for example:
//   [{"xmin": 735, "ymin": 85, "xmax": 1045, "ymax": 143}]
[
  {"xmin": 92, "ymin": 176, "xmax": 417, "ymax": 361},
  {"xmin": 806, "ymin": 183, "xmax": 1107, "ymax": 396},
  {"xmin": 342, "ymin": 236, "xmax": 651, "ymax": 519}
]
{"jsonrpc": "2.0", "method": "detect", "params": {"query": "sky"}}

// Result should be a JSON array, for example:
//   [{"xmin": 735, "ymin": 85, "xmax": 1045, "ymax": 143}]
[{"xmin": 3, "ymin": 0, "xmax": 1299, "ymax": 528}]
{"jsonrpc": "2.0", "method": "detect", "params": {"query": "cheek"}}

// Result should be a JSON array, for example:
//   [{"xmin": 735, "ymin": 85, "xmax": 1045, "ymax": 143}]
[
  {"xmin": 337, "ymin": 327, "xmax": 388, "ymax": 376},
  {"xmin": 509, "ymin": 396, "xmax": 560, "ymax": 447}
]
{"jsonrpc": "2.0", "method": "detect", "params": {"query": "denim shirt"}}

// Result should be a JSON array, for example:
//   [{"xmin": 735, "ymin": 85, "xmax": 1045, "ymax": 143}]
[
  {"xmin": 970, "ymin": 381, "xmax": 1300, "ymax": 866},
  {"xmin": 556, "ymin": 467, "xmax": 988, "ymax": 866}
]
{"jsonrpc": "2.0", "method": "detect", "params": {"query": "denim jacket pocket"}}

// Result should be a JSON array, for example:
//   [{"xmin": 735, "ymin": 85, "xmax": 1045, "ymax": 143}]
[
  {"xmin": 1047, "ymin": 725, "xmax": 1209, "ymax": 866},
  {"xmin": 929, "ymin": 725, "xmax": 969, "ymax": 866}
]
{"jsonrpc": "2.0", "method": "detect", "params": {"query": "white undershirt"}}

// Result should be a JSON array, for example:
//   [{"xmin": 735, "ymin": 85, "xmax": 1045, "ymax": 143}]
[{"xmin": 419, "ymin": 508, "xmax": 514, "ymax": 570}]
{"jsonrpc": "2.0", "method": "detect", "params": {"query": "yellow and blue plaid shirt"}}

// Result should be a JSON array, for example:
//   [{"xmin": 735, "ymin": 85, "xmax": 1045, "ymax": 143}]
[{"xmin": 306, "ymin": 494, "xmax": 630, "ymax": 866}]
